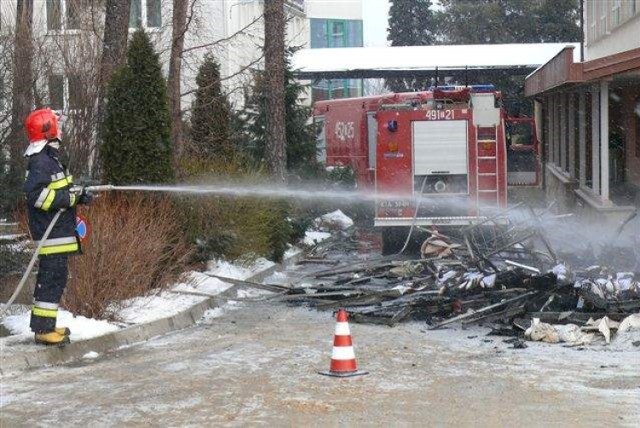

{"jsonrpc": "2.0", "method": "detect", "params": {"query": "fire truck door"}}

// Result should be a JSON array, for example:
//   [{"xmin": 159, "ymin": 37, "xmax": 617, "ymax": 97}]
[
  {"xmin": 412, "ymin": 120, "xmax": 469, "ymax": 194},
  {"xmin": 506, "ymin": 119, "xmax": 538, "ymax": 186}
]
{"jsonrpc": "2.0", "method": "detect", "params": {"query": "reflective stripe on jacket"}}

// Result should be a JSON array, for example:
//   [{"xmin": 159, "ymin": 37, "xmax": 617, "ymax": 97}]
[{"xmin": 23, "ymin": 144, "xmax": 80, "ymax": 256}]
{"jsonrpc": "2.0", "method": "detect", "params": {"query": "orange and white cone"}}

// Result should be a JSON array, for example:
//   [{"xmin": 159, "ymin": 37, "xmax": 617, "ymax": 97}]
[{"xmin": 319, "ymin": 308, "xmax": 368, "ymax": 377}]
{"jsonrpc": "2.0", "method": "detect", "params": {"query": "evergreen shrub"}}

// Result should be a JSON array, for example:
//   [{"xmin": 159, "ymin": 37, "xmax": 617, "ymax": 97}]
[
  {"xmin": 101, "ymin": 30, "xmax": 174, "ymax": 184},
  {"xmin": 188, "ymin": 54, "xmax": 232, "ymax": 161}
]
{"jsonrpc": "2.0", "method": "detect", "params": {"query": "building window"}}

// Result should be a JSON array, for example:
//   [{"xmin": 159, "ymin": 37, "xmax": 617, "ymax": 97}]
[
  {"xmin": 48, "ymin": 75, "xmax": 64, "ymax": 110},
  {"xmin": 147, "ymin": 0, "xmax": 162, "ymax": 27},
  {"xmin": 66, "ymin": 0, "xmax": 82, "ymax": 30},
  {"xmin": 631, "ymin": 0, "xmax": 638, "ymax": 17},
  {"xmin": 48, "ymin": 74, "xmax": 84, "ymax": 111},
  {"xmin": 129, "ymin": 0, "xmax": 141, "ymax": 28},
  {"xmin": 311, "ymin": 19, "xmax": 327, "ymax": 48},
  {"xmin": 587, "ymin": 0, "xmax": 596, "ymax": 42},
  {"xmin": 346, "ymin": 20, "xmax": 363, "ymax": 47},
  {"xmin": 312, "ymin": 79, "xmax": 362, "ymax": 101},
  {"xmin": 330, "ymin": 21, "xmax": 345, "ymax": 48},
  {"xmin": 46, "ymin": 0, "xmax": 85, "ymax": 32},
  {"xmin": 599, "ymin": 0, "xmax": 608, "ymax": 36},
  {"xmin": 68, "ymin": 75, "xmax": 83, "ymax": 110},
  {"xmin": 310, "ymin": 18, "xmax": 363, "ymax": 49},
  {"xmin": 612, "ymin": 0, "xmax": 621, "ymax": 27},
  {"xmin": 130, "ymin": 0, "xmax": 162, "ymax": 29},
  {"xmin": 46, "ymin": 0, "xmax": 62, "ymax": 31}
]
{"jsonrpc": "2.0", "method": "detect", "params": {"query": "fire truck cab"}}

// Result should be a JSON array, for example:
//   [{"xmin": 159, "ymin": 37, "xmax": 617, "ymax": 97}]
[{"xmin": 313, "ymin": 85, "xmax": 539, "ymax": 252}]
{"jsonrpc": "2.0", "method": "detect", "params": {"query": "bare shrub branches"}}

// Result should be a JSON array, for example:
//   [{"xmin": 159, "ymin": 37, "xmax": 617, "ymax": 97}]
[{"xmin": 64, "ymin": 194, "xmax": 191, "ymax": 320}]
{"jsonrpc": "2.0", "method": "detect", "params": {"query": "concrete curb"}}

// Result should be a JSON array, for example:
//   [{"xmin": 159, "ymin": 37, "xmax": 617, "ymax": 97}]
[{"xmin": 0, "ymin": 250, "xmax": 305, "ymax": 375}]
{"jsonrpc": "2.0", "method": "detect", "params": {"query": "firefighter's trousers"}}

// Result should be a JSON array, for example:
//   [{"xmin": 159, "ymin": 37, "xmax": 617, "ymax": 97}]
[{"xmin": 30, "ymin": 255, "xmax": 69, "ymax": 333}]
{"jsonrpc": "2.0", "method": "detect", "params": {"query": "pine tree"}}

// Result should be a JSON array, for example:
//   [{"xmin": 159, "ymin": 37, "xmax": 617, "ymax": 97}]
[
  {"xmin": 189, "ymin": 54, "xmax": 231, "ymax": 160},
  {"xmin": 534, "ymin": 0, "xmax": 582, "ymax": 43},
  {"xmin": 244, "ymin": 50, "xmax": 318, "ymax": 176},
  {"xmin": 436, "ymin": 0, "xmax": 581, "ymax": 44},
  {"xmin": 433, "ymin": 0, "xmax": 581, "ymax": 115},
  {"xmin": 100, "ymin": 30, "xmax": 174, "ymax": 184},
  {"xmin": 388, "ymin": 0, "xmax": 436, "ymax": 47},
  {"xmin": 387, "ymin": 0, "xmax": 436, "ymax": 92}
]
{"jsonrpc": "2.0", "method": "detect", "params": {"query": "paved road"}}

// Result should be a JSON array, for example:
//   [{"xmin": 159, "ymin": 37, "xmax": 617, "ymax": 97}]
[{"xmin": 1, "ymin": 299, "xmax": 638, "ymax": 427}]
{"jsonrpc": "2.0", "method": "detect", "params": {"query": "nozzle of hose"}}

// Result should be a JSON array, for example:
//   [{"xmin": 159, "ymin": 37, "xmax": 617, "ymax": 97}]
[
  {"xmin": 70, "ymin": 184, "xmax": 115, "ymax": 194},
  {"xmin": 84, "ymin": 185, "xmax": 115, "ymax": 193}
]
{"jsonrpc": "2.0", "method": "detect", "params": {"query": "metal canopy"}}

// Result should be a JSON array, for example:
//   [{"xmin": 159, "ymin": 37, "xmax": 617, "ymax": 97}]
[{"xmin": 292, "ymin": 43, "xmax": 580, "ymax": 80}]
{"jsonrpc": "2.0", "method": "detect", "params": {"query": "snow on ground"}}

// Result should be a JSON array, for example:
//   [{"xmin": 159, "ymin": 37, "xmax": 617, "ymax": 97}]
[
  {"xmin": 206, "ymin": 258, "xmax": 275, "ymax": 281},
  {"xmin": 1, "ymin": 257, "xmax": 274, "ymax": 343},
  {"xmin": 116, "ymin": 291, "xmax": 207, "ymax": 324},
  {"xmin": 201, "ymin": 300, "xmax": 243, "ymax": 322},
  {"xmin": 115, "ymin": 257, "xmax": 277, "ymax": 325},
  {"xmin": 284, "ymin": 245, "xmax": 303, "ymax": 259},
  {"xmin": 317, "ymin": 210, "xmax": 354, "ymax": 230},
  {"xmin": 302, "ymin": 210, "xmax": 353, "ymax": 246},
  {"xmin": 236, "ymin": 288, "xmax": 271, "ymax": 299},
  {"xmin": 610, "ymin": 329, "xmax": 640, "ymax": 351},
  {"xmin": 172, "ymin": 271, "xmax": 235, "ymax": 296},
  {"xmin": 3, "ymin": 310, "xmax": 119, "ymax": 342},
  {"xmin": 303, "ymin": 231, "xmax": 332, "ymax": 246},
  {"xmin": 202, "ymin": 307, "xmax": 225, "ymax": 320},
  {"xmin": 263, "ymin": 271, "xmax": 289, "ymax": 286}
]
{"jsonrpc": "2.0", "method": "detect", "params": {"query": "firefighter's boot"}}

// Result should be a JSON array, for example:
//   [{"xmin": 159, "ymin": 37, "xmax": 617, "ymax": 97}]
[
  {"xmin": 35, "ymin": 331, "xmax": 70, "ymax": 346},
  {"xmin": 55, "ymin": 327, "xmax": 71, "ymax": 336}
]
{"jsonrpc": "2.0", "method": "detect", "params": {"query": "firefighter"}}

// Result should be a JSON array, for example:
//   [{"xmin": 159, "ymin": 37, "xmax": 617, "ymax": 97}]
[{"xmin": 23, "ymin": 108, "xmax": 93, "ymax": 346}]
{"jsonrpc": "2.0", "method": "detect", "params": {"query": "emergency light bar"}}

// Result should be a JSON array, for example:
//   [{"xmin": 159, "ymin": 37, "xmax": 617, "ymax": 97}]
[{"xmin": 429, "ymin": 84, "xmax": 495, "ymax": 92}]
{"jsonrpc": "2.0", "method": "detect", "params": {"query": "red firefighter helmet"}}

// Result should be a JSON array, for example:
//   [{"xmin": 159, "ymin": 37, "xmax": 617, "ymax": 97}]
[{"xmin": 24, "ymin": 108, "xmax": 59, "ymax": 143}]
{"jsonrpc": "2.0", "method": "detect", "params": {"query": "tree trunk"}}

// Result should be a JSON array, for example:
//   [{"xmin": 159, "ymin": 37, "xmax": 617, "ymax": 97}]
[
  {"xmin": 95, "ymin": 0, "xmax": 131, "ymax": 174},
  {"xmin": 168, "ymin": 0, "xmax": 189, "ymax": 168},
  {"xmin": 263, "ymin": 0, "xmax": 286, "ymax": 181},
  {"xmin": 7, "ymin": 0, "xmax": 34, "ymax": 197}
]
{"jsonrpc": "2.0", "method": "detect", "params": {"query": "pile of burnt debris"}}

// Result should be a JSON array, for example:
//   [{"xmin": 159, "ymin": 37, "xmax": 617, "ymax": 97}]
[{"xmin": 276, "ymin": 205, "xmax": 640, "ymax": 346}]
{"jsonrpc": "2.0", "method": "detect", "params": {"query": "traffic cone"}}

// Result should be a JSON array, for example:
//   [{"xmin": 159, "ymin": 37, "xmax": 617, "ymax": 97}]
[{"xmin": 319, "ymin": 308, "xmax": 368, "ymax": 377}]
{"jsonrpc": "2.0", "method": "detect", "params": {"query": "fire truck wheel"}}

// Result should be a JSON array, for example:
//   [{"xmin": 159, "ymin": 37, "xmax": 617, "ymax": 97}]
[{"xmin": 381, "ymin": 227, "xmax": 410, "ymax": 255}]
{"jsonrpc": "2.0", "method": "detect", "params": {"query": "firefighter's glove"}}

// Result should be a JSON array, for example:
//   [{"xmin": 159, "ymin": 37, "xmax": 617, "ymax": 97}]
[{"xmin": 77, "ymin": 189, "xmax": 94, "ymax": 206}]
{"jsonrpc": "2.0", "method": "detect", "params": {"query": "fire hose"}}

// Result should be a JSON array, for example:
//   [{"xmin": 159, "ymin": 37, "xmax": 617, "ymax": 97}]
[
  {"xmin": 397, "ymin": 175, "xmax": 429, "ymax": 255},
  {"xmin": 1, "ymin": 179, "xmax": 430, "ymax": 315},
  {"xmin": 0, "ymin": 185, "xmax": 114, "ymax": 318}
]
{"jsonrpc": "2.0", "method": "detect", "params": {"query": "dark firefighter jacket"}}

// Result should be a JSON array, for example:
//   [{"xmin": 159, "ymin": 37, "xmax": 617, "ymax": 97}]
[{"xmin": 23, "ymin": 144, "xmax": 80, "ymax": 256}]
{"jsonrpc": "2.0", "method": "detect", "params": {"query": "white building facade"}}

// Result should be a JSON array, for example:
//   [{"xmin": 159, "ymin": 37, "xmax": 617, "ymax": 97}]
[
  {"xmin": 207, "ymin": 0, "xmax": 308, "ymax": 108},
  {"xmin": 0, "ymin": 0, "xmax": 309, "ymax": 116}
]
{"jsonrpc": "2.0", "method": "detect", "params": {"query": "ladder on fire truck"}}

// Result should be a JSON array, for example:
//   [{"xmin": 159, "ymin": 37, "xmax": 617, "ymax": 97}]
[{"xmin": 475, "ymin": 125, "xmax": 501, "ymax": 215}]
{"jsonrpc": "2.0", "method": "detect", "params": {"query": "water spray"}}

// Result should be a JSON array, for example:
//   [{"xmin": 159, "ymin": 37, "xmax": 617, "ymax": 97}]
[{"xmin": 0, "ymin": 181, "xmax": 498, "ymax": 317}]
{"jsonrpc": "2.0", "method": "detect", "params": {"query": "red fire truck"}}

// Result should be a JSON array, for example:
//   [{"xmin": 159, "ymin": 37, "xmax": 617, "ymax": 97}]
[{"xmin": 313, "ymin": 85, "xmax": 539, "ymax": 252}]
